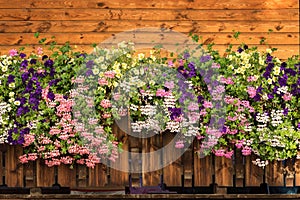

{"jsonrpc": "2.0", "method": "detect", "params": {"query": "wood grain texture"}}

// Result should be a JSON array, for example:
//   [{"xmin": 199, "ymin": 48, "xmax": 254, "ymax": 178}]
[
  {"xmin": 0, "ymin": 0, "xmax": 299, "ymax": 190},
  {"xmin": 215, "ymin": 156, "xmax": 234, "ymax": 186},
  {"xmin": 0, "ymin": 44, "xmax": 298, "ymax": 60},
  {"xmin": 5, "ymin": 145, "xmax": 23, "ymax": 187},
  {"xmin": 0, "ymin": 9, "xmax": 298, "ymax": 21},
  {"xmin": 0, "ymin": 0, "xmax": 298, "ymax": 9},
  {"xmin": 266, "ymin": 161, "xmax": 284, "ymax": 186},
  {"xmin": 0, "ymin": 32, "xmax": 298, "ymax": 45},
  {"xmin": 57, "ymin": 164, "xmax": 77, "ymax": 187},
  {"xmin": 36, "ymin": 159, "xmax": 55, "ymax": 187},
  {"xmin": 0, "ymin": 20, "xmax": 298, "ymax": 33},
  {"xmin": 245, "ymin": 155, "xmax": 264, "ymax": 186}
]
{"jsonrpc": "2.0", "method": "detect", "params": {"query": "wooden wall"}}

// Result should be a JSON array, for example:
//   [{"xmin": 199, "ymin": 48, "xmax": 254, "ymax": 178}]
[
  {"xmin": 0, "ymin": 0, "xmax": 299, "ymax": 191},
  {"xmin": 1, "ymin": 132, "xmax": 300, "ymax": 190},
  {"xmin": 0, "ymin": 0, "xmax": 299, "ymax": 59}
]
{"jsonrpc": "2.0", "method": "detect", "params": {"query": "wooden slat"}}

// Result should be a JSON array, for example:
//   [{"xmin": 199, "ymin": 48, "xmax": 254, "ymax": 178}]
[
  {"xmin": 194, "ymin": 153, "xmax": 212, "ymax": 186},
  {"xmin": 0, "ymin": 32, "xmax": 298, "ymax": 45},
  {"xmin": 295, "ymin": 159, "xmax": 300, "ymax": 186},
  {"xmin": 0, "ymin": 44, "xmax": 298, "ymax": 60},
  {"xmin": 23, "ymin": 161, "xmax": 36, "ymax": 187},
  {"xmin": 0, "ymin": 9, "xmax": 298, "ymax": 21},
  {"xmin": 88, "ymin": 164, "xmax": 107, "ymax": 187},
  {"xmin": 215, "ymin": 156, "xmax": 233, "ymax": 186},
  {"xmin": 245, "ymin": 155, "xmax": 263, "ymax": 186},
  {"xmin": 0, "ymin": 0, "xmax": 298, "ymax": 9},
  {"xmin": 162, "ymin": 132, "xmax": 182, "ymax": 186},
  {"xmin": 76, "ymin": 165, "xmax": 88, "ymax": 188},
  {"xmin": 235, "ymin": 151, "xmax": 245, "ymax": 187},
  {"xmin": 285, "ymin": 159, "xmax": 295, "ymax": 187},
  {"xmin": 266, "ymin": 161, "xmax": 284, "ymax": 186},
  {"xmin": 183, "ymin": 148, "xmax": 193, "ymax": 187},
  {"xmin": 0, "ymin": 20, "xmax": 298, "ymax": 33},
  {"xmin": 142, "ymin": 137, "xmax": 160, "ymax": 186},
  {"xmin": 57, "ymin": 164, "xmax": 77, "ymax": 187},
  {"xmin": 36, "ymin": 159, "xmax": 55, "ymax": 187},
  {"xmin": 6, "ymin": 145, "xmax": 23, "ymax": 187}
]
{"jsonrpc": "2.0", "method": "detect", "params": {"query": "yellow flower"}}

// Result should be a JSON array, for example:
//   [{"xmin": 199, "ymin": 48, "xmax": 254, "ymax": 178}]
[
  {"xmin": 149, "ymin": 80, "xmax": 155, "ymax": 85},
  {"xmin": 113, "ymin": 62, "xmax": 120, "ymax": 70},
  {"xmin": 150, "ymin": 50, "xmax": 155, "ymax": 55},
  {"xmin": 266, "ymin": 48, "xmax": 272, "ymax": 54},
  {"xmin": 1, "ymin": 65, "xmax": 7, "ymax": 72},
  {"xmin": 113, "ymin": 81, "xmax": 119, "ymax": 87},
  {"xmin": 245, "ymin": 63, "xmax": 251, "ymax": 69},
  {"xmin": 138, "ymin": 53, "xmax": 145, "ymax": 61},
  {"xmin": 273, "ymin": 66, "xmax": 280, "ymax": 75},
  {"xmin": 272, "ymin": 76, "xmax": 277, "ymax": 82},
  {"xmin": 259, "ymin": 58, "xmax": 265, "ymax": 66},
  {"xmin": 267, "ymin": 78, "xmax": 273, "ymax": 84},
  {"xmin": 9, "ymin": 92, "xmax": 14, "ymax": 97},
  {"xmin": 98, "ymin": 72, "xmax": 104, "ymax": 77},
  {"xmin": 121, "ymin": 63, "xmax": 127, "ymax": 69},
  {"xmin": 14, "ymin": 100, "xmax": 20, "ymax": 106},
  {"xmin": 126, "ymin": 53, "xmax": 131, "ymax": 58},
  {"xmin": 228, "ymin": 65, "xmax": 234, "ymax": 70},
  {"xmin": 92, "ymin": 68, "xmax": 99, "ymax": 75},
  {"xmin": 8, "ymin": 83, "xmax": 15, "ymax": 88},
  {"xmin": 150, "ymin": 55, "xmax": 156, "ymax": 61}
]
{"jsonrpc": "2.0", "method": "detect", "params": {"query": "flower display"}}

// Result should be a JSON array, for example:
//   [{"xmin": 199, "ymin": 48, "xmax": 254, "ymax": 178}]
[{"xmin": 0, "ymin": 33, "xmax": 299, "ymax": 168}]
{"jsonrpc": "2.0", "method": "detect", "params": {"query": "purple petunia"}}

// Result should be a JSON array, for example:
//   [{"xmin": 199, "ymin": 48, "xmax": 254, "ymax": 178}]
[
  {"xmin": 7, "ymin": 74, "xmax": 15, "ymax": 84},
  {"xmin": 278, "ymin": 77, "xmax": 287, "ymax": 87},
  {"xmin": 47, "ymin": 91, "xmax": 55, "ymax": 101},
  {"xmin": 44, "ymin": 59, "xmax": 54, "ymax": 67},
  {"xmin": 30, "ymin": 59, "xmax": 37, "ymax": 65},
  {"xmin": 49, "ymin": 68, "xmax": 55, "ymax": 77},
  {"xmin": 266, "ymin": 55, "xmax": 273, "ymax": 63},
  {"xmin": 19, "ymin": 53, "xmax": 26, "ymax": 58},
  {"xmin": 169, "ymin": 107, "xmax": 182, "ymax": 120},
  {"xmin": 283, "ymin": 108, "xmax": 288, "ymax": 116},
  {"xmin": 267, "ymin": 93, "xmax": 274, "ymax": 99},
  {"xmin": 183, "ymin": 52, "xmax": 190, "ymax": 59},
  {"xmin": 20, "ymin": 60, "xmax": 28, "ymax": 68},
  {"xmin": 200, "ymin": 55, "xmax": 212, "ymax": 63},
  {"xmin": 86, "ymin": 60, "xmax": 94, "ymax": 69}
]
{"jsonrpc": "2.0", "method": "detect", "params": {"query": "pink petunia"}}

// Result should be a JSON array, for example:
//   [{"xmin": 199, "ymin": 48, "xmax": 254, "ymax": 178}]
[
  {"xmin": 9, "ymin": 49, "xmax": 18, "ymax": 56},
  {"xmin": 247, "ymin": 86, "xmax": 257, "ymax": 98},
  {"xmin": 283, "ymin": 92, "xmax": 292, "ymax": 101}
]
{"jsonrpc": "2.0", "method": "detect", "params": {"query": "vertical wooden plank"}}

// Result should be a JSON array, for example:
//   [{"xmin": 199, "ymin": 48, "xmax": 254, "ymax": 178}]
[
  {"xmin": 88, "ymin": 163, "xmax": 107, "ymax": 187},
  {"xmin": 57, "ymin": 164, "xmax": 77, "ymax": 187},
  {"xmin": 245, "ymin": 155, "xmax": 263, "ymax": 186},
  {"xmin": 162, "ymin": 132, "xmax": 181, "ymax": 186},
  {"xmin": 183, "ymin": 147, "xmax": 193, "ymax": 187},
  {"xmin": 142, "ymin": 136, "xmax": 160, "ymax": 186},
  {"xmin": 6, "ymin": 145, "xmax": 23, "ymax": 187},
  {"xmin": 266, "ymin": 161, "xmax": 284, "ymax": 186},
  {"xmin": 36, "ymin": 159, "xmax": 55, "ymax": 187},
  {"xmin": 194, "ymin": 155, "xmax": 212, "ymax": 186},
  {"xmin": 235, "ymin": 150, "xmax": 245, "ymax": 187},
  {"xmin": 295, "ymin": 159, "xmax": 300, "ymax": 186},
  {"xmin": 0, "ymin": 145, "xmax": 3, "ymax": 185},
  {"xmin": 109, "ymin": 124, "xmax": 129, "ymax": 187},
  {"xmin": 285, "ymin": 159, "xmax": 295, "ymax": 187},
  {"xmin": 76, "ymin": 164, "xmax": 88, "ymax": 187},
  {"xmin": 23, "ymin": 161, "xmax": 36, "ymax": 187},
  {"xmin": 215, "ymin": 156, "xmax": 233, "ymax": 186}
]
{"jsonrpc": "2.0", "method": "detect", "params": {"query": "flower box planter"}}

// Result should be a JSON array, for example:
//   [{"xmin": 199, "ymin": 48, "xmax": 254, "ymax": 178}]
[{"xmin": 0, "ymin": 185, "xmax": 30, "ymax": 194}]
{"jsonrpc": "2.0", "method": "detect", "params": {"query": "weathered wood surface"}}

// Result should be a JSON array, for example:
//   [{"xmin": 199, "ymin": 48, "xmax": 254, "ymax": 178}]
[
  {"xmin": 0, "ymin": 0, "xmax": 298, "ymax": 59},
  {"xmin": 1, "ymin": 194, "xmax": 300, "ymax": 200},
  {"xmin": 0, "ymin": 0, "xmax": 298, "ymax": 9},
  {"xmin": 0, "ymin": 0, "xmax": 299, "ymax": 192},
  {"xmin": 1, "ymin": 139, "xmax": 300, "ymax": 189}
]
